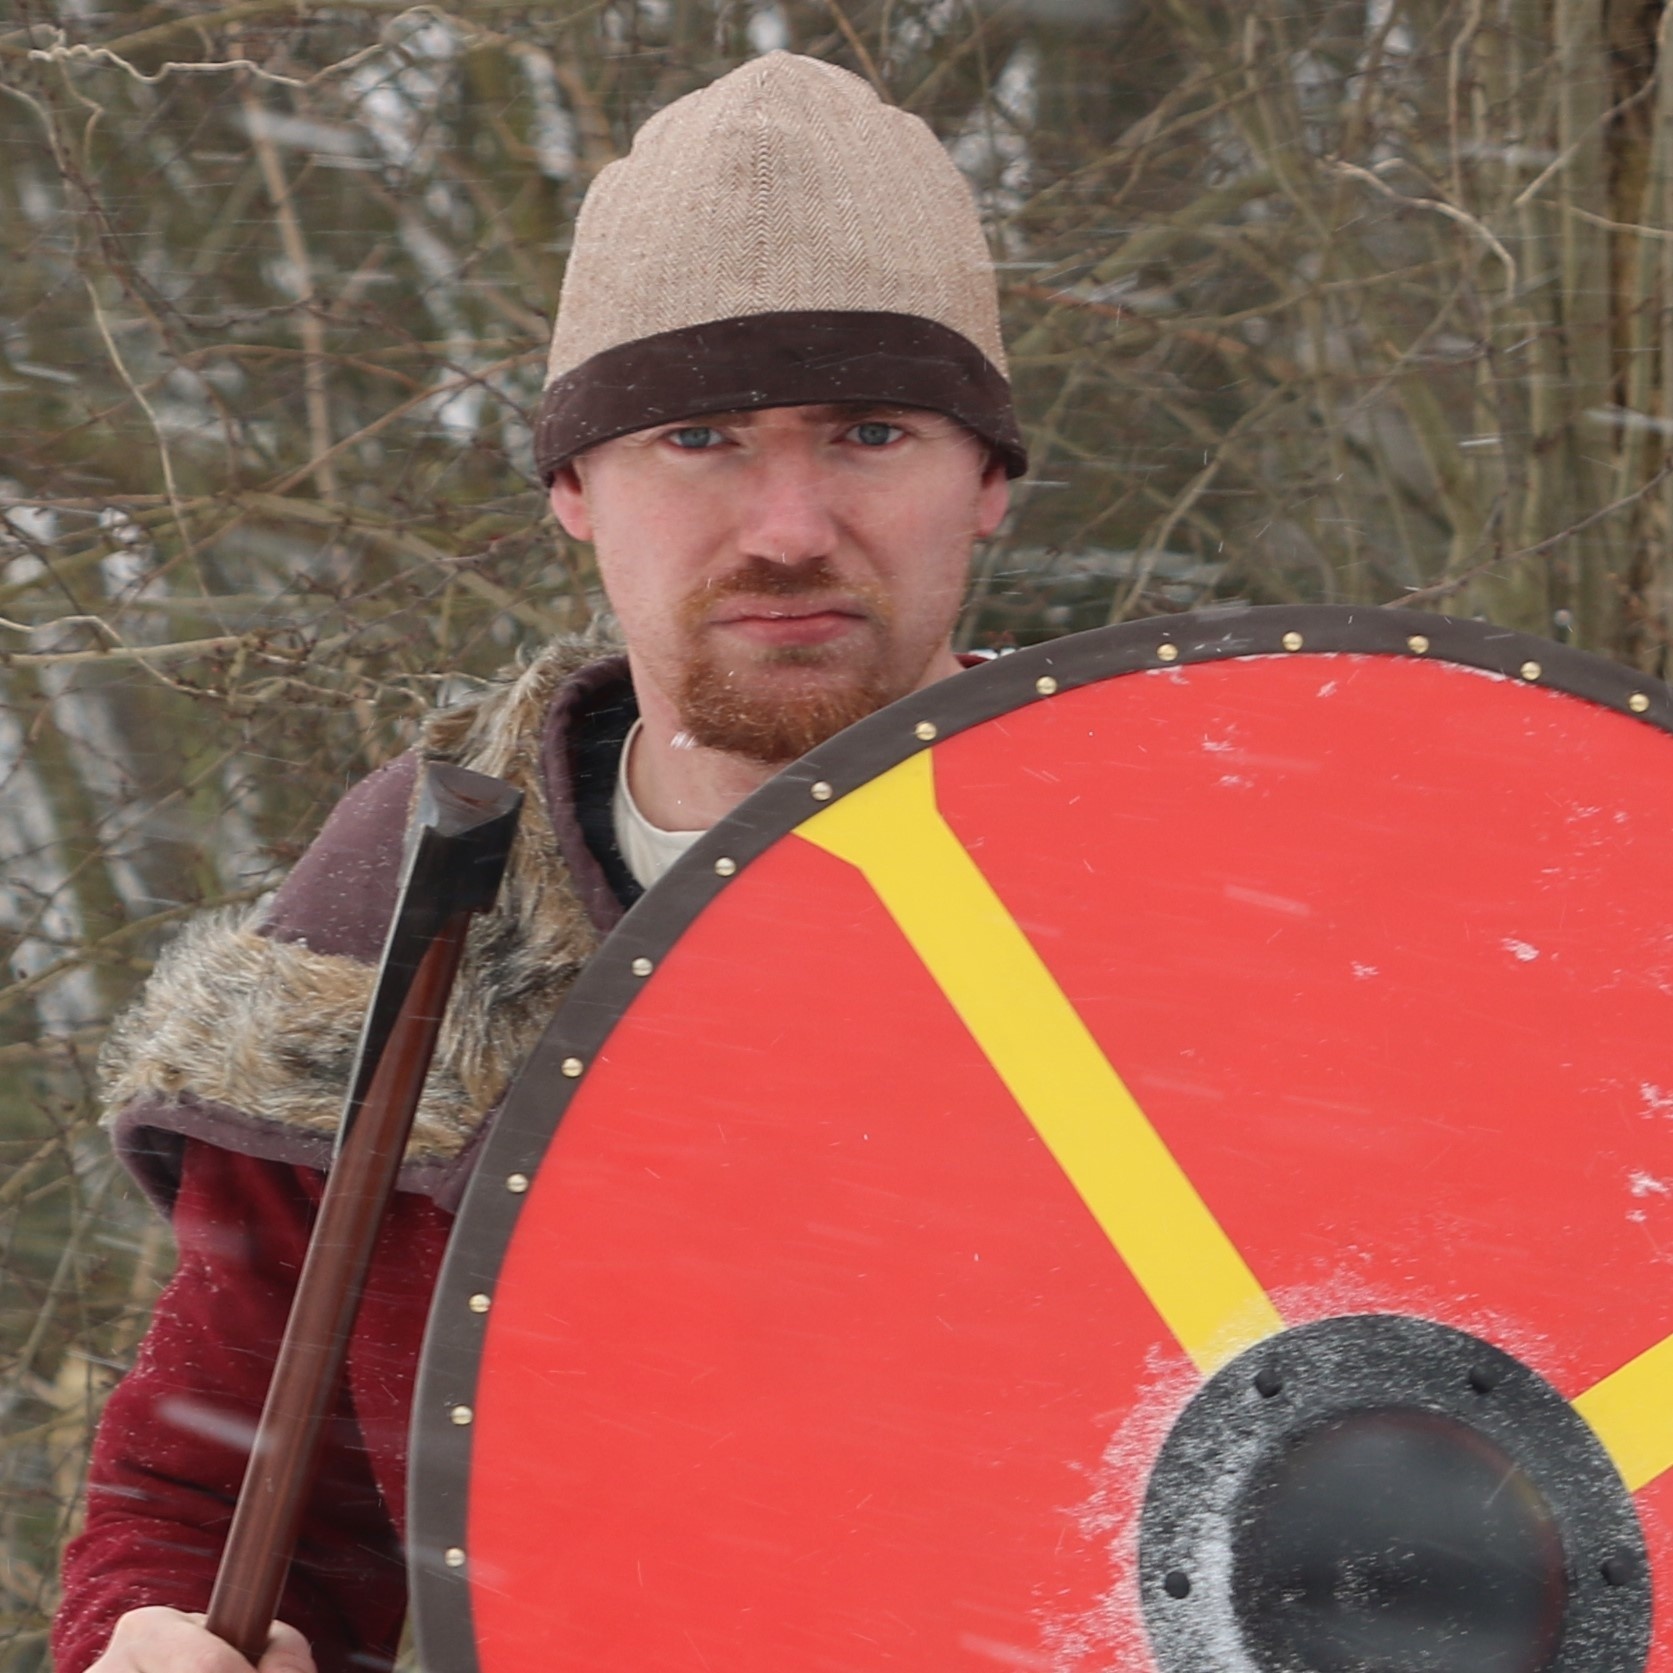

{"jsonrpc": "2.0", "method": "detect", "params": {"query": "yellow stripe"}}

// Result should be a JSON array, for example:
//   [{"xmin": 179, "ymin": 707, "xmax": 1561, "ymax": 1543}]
[
  {"xmin": 796, "ymin": 750, "xmax": 1284, "ymax": 1375},
  {"xmin": 1573, "ymin": 1332, "xmax": 1673, "ymax": 1491}
]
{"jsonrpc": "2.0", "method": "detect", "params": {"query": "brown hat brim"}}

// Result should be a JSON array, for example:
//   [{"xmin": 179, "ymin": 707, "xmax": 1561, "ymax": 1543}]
[{"xmin": 534, "ymin": 310, "xmax": 1027, "ymax": 483}]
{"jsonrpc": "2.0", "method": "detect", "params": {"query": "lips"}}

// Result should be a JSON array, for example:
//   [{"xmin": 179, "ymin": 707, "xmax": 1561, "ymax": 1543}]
[{"xmin": 707, "ymin": 604, "xmax": 869, "ymax": 647}]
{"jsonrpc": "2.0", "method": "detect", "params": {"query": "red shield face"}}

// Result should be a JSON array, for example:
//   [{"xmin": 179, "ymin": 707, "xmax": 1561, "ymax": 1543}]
[{"xmin": 412, "ymin": 607, "xmax": 1673, "ymax": 1673}]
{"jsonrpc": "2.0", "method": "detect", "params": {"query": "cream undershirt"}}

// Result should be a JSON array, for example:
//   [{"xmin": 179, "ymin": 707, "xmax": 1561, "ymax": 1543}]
[{"xmin": 612, "ymin": 719, "xmax": 705, "ymax": 890}]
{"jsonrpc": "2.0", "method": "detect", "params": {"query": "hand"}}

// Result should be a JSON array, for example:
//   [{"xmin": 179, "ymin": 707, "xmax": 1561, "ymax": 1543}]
[{"xmin": 89, "ymin": 1607, "xmax": 316, "ymax": 1673}]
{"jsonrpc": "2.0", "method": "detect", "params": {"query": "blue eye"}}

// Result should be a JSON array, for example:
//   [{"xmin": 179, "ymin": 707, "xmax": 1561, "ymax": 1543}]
[
  {"xmin": 852, "ymin": 421, "xmax": 901, "ymax": 447},
  {"xmin": 667, "ymin": 425, "xmax": 723, "ymax": 449}
]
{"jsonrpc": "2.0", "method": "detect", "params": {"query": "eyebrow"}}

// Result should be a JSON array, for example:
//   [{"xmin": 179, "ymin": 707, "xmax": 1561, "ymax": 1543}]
[{"xmin": 664, "ymin": 403, "xmax": 924, "ymax": 427}]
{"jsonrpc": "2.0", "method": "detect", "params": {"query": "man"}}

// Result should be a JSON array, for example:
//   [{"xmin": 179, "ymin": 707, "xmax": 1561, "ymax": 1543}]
[{"xmin": 56, "ymin": 51, "xmax": 1024, "ymax": 1673}]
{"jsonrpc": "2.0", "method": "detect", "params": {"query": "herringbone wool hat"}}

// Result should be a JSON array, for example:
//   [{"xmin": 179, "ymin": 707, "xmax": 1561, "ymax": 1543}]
[{"xmin": 534, "ymin": 52, "xmax": 1026, "ymax": 480}]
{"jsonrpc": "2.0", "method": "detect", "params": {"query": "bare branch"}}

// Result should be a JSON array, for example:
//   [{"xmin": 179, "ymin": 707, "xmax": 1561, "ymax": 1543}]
[
  {"xmin": 1402, "ymin": 457, "xmax": 1673, "ymax": 606},
  {"xmin": 1321, "ymin": 156, "xmax": 1518, "ymax": 295}
]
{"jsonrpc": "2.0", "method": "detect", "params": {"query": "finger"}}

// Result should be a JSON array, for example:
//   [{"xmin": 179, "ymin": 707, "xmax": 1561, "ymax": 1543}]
[
  {"xmin": 95, "ymin": 1607, "xmax": 257, "ymax": 1673},
  {"xmin": 256, "ymin": 1620, "xmax": 318, "ymax": 1673}
]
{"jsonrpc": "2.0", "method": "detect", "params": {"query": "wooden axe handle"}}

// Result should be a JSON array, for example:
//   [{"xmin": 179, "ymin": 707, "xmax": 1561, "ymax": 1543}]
[{"xmin": 205, "ymin": 763, "xmax": 521, "ymax": 1662}]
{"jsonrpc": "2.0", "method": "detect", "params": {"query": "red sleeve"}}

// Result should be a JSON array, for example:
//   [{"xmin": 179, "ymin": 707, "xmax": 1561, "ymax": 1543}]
[{"xmin": 53, "ymin": 1142, "xmax": 407, "ymax": 1673}]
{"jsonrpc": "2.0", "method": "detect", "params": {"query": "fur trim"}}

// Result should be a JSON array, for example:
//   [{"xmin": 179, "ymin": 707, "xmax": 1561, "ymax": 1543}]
[
  {"xmin": 419, "ymin": 637, "xmax": 608, "ymax": 1134},
  {"xmin": 100, "ymin": 914, "xmax": 477, "ymax": 1158},
  {"xmin": 102, "ymin": 637, "xmax": 617, "ymax": 1166}
]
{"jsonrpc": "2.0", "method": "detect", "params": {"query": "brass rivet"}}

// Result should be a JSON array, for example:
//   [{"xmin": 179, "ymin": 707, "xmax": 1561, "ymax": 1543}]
[
  {"xmin": 1520, "ymin": 660, "xmax": 1541, "ymax": 681},
  {"xmin": 1157, "ymin": 643, "xmax": 1179, "ymax": 663},
  {"xmin": 914, "ymin": 720, "xmax": 937, "ymax": 741},
  {"xmin": 444, "ymin": 1547, "xmax": 466, "ymax": 1569},
  {"xmin": 506, "ymin": 1172, "xmax": 529, "ymax": 1194},
  {"xmin": 450, "ymin": 1404, "xmax": 474, "ymax": 1426},
  {"xmin": 1282, "ymin": 631, "xmax": 1304, "ymax": 652},
  {"xmin": 468, "ymin": 1293, "xmax": 490, "ymax": 1314},
  {"xmin": 810, "ymin": 781, "xmax": 833, "ymax": 801},
  {"xmin": 1035, "ymin": 675, "xmax": 1058, "ymax": 696},
  {"xmin": 561, "ymin": 1056, "xmax": 583, "ymax": 1078},
  {"xmin": 1630, "ymin": 692, "xmax": 1651, "ymax": 714},
  {"xmin": 714, "ymin": 857, "xmax": 737, "ymax": 877},
  {"xmin": 631, "ymin": 955, "xmax": 653, "ymax": 977},
  {"xmin": 1407, "ymin": 634, "xmax": 1430, "ymax": 654}
]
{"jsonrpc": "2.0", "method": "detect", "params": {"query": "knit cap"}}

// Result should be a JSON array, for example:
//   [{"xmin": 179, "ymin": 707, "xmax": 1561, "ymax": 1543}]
[{"xmin": 534, "ymin": 52, "xmax": 1026, "ymax": 480}]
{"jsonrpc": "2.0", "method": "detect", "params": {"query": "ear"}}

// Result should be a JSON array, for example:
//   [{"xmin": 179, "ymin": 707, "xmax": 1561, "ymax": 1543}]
[
  {"xmin": 548, "ymin": 465, "xmax": 593, "ymax": 542},
  {"xmin": 974, "ymin": 455, "xmax": 1010, "ymax": 539}
]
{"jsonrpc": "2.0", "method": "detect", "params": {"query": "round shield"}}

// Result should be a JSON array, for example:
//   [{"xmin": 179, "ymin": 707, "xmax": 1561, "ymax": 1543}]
[{"xmin": 410, "ymin": 605, "xmax": 1673, "ymax": 1673}]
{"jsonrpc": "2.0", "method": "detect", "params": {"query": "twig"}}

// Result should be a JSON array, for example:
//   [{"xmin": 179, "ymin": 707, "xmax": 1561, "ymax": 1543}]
[
  {"xmin": 237, "ymin": 494, "xmax": 566, "ymax": 634},
  {"xmin": 1562, "ymin": 203, "xmax": 1673, "ymax": 243},
  {"xmin": 0, "ymin": 630, "xmax": 303, "ymax": 669},
  {"xmin": 823, "ymin": 0, "xmax": 886, "ymax": 97},
  {"xmin": 262, "ymin": 348, "xmax": 540, "ymax": 497},
  {"xmin": 1107, "ymin": 457, "xmax": 1223, "ymax": 625},
  {"xmin": 0, "ymin": 613, "xmax": 121, "ymax": 642},
  {"xmin": 241, "ymin": 82, "xmax": 339, "ymax": 503},
  {"xmin": 81, "ymin": 276, "xmax": 195, "ymax": 563},
  {"xmin": 1513, "ymin": 74, "xmax": 1659, "ymax": 208},
  {"xmin": 1402, "ymin": 456, "xmax": 1673, "ymax": 605},
  {"xmin": 27, "ymin": 25, "xmax": 390, "ymax": 90},
  {"xmin": 0, "ymin": 889, "xmax": 267, "ymax": 1020},
  {"xmin": 10, "ymin": 1166, "xmax": 116, "ymax": 1390},
  {"xmin": 0, "ymin": 1139, "xmax": 72, "ymax": 1210},
  {"xmin": 0, "ymin": 1028, "xmax": 104, "ymax": 1069},
  {"xmin": 1322, "ymin": 156, "xmax": 1517, "ymax": 296},
  {"xmin": 29, "ymin": 4, "xmax": 300, "ymax": 63}
]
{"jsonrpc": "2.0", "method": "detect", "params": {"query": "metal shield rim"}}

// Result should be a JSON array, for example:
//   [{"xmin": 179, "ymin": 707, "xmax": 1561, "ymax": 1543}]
[{"xmin": 407, "ymin": 601, "xmax": 1673, "ymax": 1673}]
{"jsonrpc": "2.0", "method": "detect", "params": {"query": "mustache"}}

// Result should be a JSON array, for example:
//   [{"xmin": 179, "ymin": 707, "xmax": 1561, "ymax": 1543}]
[
  {"xmin": 695, "ymin": 555, "xmax": 849, "ymax": 600},
  {"xmin": 681, "ymin": 556, "xmax": 891, "ymax": 626}
]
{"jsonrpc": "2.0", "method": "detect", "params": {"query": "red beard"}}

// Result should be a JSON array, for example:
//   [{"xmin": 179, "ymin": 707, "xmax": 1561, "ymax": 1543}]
[{"xmin": 675, "ymin": 556, "xmax": 898, "ymax": 766}]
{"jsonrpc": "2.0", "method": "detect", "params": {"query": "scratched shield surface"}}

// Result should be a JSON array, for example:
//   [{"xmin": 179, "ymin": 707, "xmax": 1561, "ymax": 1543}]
[{"xmin": 410, "ymin": 606, "xmax": 1673, "ymax": 1673}]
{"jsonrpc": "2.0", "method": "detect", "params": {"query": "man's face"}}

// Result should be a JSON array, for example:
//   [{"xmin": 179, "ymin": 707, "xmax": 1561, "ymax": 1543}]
[{"xmin": 549, "ymin": 403, "xmax": 1010, "ymax": 766}]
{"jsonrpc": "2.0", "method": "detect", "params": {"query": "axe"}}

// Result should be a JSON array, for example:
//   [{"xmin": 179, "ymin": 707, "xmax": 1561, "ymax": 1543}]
[{"xmin": 205, "ymin": 761, "xmax": 522, "ymax": 1663}]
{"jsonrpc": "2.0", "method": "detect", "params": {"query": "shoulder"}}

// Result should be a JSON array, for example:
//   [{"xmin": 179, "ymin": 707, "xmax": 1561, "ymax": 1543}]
[
  {"xmin": 102, "ymin": 638, "xmax": 626, "ymax": 1210},
  {"xmin": 262, "ymin": 752, "xmax": 421, "ymax": 959}
]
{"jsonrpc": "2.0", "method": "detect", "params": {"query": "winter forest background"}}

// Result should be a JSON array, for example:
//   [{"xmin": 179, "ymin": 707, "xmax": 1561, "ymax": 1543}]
[{"xmin": 2, "ymin": 0, "xmax": 1671, "ymax": 1662}]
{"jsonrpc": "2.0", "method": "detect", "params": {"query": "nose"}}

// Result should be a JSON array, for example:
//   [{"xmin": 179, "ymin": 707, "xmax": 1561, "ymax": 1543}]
[{"xmin": 735, "ymin": 446, "xmax": 841, "ymax": 566}]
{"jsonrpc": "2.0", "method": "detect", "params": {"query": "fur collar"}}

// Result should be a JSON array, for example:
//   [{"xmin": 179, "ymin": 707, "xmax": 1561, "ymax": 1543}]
[{"xmin": 101, "ymin": 638, "xmax": 616, "ymax": 1180}]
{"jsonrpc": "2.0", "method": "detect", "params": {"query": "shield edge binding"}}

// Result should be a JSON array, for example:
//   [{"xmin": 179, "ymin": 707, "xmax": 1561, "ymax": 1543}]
[{"xmin": 407, "ymin": 601, "xmax": 1673, "ymax": 1673}]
